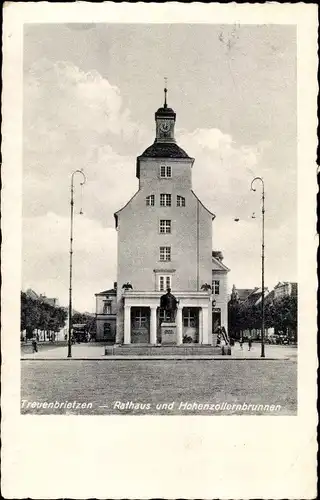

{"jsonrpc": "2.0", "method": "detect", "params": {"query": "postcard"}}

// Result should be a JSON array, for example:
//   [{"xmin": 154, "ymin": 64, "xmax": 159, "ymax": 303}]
[{"xmin": 1, "ymin": 2, "xmax": 317, "ymax": 498}]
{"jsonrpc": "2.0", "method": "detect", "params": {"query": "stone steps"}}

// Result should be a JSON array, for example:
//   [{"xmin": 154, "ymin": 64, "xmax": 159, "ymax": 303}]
[{"xmin": 105, "ymin": 345, "xmax": 227, "ymax": 356}]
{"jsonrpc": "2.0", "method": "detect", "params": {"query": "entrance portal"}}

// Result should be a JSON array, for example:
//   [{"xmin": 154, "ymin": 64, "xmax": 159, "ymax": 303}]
[
  {"xmin": 182, "ymin": 307, "xmax": 199, "ymax": 343},
  {"xmin": 131, "ymin": 307, "xmax": 150, "ymax": 343}
]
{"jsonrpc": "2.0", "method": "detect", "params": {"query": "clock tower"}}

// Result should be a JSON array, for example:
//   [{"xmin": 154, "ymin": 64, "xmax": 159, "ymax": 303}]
[
  {"xmin": 155, "ymin": 84, "xmax": 176, "ymax": 143},
  {"xmin": 113, "ymin": 89, "xmax": 230, "ymax": 349}
]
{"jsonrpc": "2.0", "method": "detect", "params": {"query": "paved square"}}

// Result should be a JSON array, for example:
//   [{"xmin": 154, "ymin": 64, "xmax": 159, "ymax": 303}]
[{"xmin": 21, "ymin": 356, "xmax": 297, "ymax": 415}]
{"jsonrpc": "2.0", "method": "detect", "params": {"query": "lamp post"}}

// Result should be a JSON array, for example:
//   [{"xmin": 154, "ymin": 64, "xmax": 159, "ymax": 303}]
[
  {"xmin": 250, "ymin": 176, "xmax": 265, "ymax": 358},
  {"xmin": 68, "ymin": 169, "xmax": 86, "ymax": 358}
]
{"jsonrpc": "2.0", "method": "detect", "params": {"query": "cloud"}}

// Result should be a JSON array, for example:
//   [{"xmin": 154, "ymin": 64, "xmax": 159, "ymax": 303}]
[
  {"xmin": 23, "ymin": 59, "xmax": 144, "ymax": 223},
  {"xmin": 177, "ymin": 127, "xmax": 267, "ymax": 217},
  {"xmin": 214, "ymin": 213, "xmax": 297, "ymax": 290},
  {"xmin": 187, "ymin": 128, "xmax": 233, "ymax": 151},
  {"xmin": 22, "ymin": 213, "xmax": 117, "ymax": 311},
  {"xmin": 25, "ymin": 59, "xmax": 138, "ymax": 139}
]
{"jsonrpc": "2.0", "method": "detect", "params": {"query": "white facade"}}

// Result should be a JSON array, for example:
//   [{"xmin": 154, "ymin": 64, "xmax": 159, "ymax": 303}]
[
  {"xmin": 274, "ymin": 282, "xmax": 297, "ymax": 300},
  {"xmin": 114, "ymin": 96, "xmax": 229, "ymax": 345},
  {"xmin": 212, "ymin": 255, "xmax": 230, "ymax": 334}
]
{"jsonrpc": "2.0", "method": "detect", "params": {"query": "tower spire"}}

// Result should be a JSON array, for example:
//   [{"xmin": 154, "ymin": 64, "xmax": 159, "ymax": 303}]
[{"xmin": 164, "ymin": 77, "xmax": 168, "ymax": 108}]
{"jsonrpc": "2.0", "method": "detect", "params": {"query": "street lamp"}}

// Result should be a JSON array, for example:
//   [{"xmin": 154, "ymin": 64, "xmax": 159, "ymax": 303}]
[
  {"xmin": 250, "ymin": 176, "xmax": 265, "ymax": 358},
  {"xmin": 68, "ymin": 169, "xmax": 86, "ymax": 358}
]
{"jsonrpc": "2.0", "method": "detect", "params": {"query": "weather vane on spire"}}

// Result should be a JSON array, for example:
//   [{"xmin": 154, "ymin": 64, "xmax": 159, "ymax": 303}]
[{"xmin": 164, "ymin": 76, "xmax": 168, "ymax": 108}]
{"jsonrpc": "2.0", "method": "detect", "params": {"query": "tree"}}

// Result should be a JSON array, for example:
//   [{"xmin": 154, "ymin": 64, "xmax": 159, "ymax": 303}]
[
  {"xmin": 228, "ymin": 301, "xmax": 241, "ymax": 338},
  {"xmin": 21, "ymin": 292, "xmax": 68, "ymax": 340},
  {"xmin": 272, "ymin": 295, "xmax": 297, "ymax": 340},
  {"xmin": 21, "ymin": 293, "xmax": 41, "ymax": 339}
]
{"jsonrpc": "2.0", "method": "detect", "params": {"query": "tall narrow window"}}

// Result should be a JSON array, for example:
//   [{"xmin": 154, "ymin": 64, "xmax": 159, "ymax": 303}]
[
  {"xmin": 160, "ymin": 165, "xmax": 172, "ymax": 178},
  {"xmin": 159, "ymin": 275, "xmax": 172, "ymax": 291},
  {"xmin": 159, "ymin": 220, "xmax": 171, "ymax": 234},
  {"xmin": 133, "ymin": 308, "xmax": 148, "ymax": 328},
  {"xmin": 183, "ymin": 308, "xmax": 197, "ymax": 327},
  {"xmin": 103, "ymin": 301, "xmax": 112, "ymax": 314},
  {"xmin": 212, "ymin": 280, "xmax": 220, "ymax": 295},
  {"xmin": 177, "ymin": 195, "xmax": 185, "ymax": 207},
  {"xmin": 160, "ymin": 246, "xmax": 171, "ymax": 262},
  {"xmin": 160, "ymin": 194, "xmax": 171, "ymax": 207},
  {"xmin": 146, "ymin": 194, "xmax": 155, "ymax": 206}
]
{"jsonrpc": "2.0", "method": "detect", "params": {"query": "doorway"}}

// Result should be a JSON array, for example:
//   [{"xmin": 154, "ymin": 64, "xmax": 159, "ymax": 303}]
[
  {"xmin": 131, "ymin": 307, "xmax": 150, "ymax": 343},
  {"xmin": 212, "ymin": 309, "xmax": 221, "ymax": 333}
]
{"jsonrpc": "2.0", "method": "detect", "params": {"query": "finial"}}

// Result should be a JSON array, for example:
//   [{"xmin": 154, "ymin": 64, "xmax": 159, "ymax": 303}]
[{"xmin": 164, "ymin": 77, "xmax": 168, "ymax": 108}]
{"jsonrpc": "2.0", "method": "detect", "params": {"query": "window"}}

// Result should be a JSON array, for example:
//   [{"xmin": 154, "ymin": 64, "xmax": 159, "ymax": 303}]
[
  {"xmin": 146, "ymin": 195, "xmax": 155, "ymax": 206},
  {"xmin": 183, "ymin": 308, "xmax": 197, "ymax": 328},
  {"xmin": 160, "ymin": 194, "xmax": 171, "ymax": 207},
  {"xmin": 159, "ymin": 275, "xmax": 172, "ymax": 292},
  {"xmin": 212, "ymin": 280, "xmax": 220, "ymax": 295},
  {"xmin": 159, "ymin": 219, "xmax": 171, "ymax": 234},
  {"xmin": 160, "ymin": 246, "xmax": 171, "ymax": 262},
  {"xmin": 133, "ymin": 308, "xmax": 147, "ymax": 328},
  {"xmin": 160, "ymin": 165, "xmax": 172, "ymax": 178},
  {"xmin": 177, "ymin": 195, "xmax": 185, "ymax": 207},
  {"xmin": 103, "ymin": 301, "xmax": 112, "ymax": 314}
]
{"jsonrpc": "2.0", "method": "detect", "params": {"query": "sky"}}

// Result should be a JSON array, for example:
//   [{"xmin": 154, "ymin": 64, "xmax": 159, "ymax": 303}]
[{"xmin": 22, "ymin": 23, "xmax": 297, "ymax": 312}]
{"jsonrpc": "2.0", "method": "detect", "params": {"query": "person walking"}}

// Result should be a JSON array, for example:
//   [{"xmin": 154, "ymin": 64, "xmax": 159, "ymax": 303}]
[
  {"xmin": 239, "ymin": 337, "xmax": 243, "ymax": 350},
  {"xmin": 248, "ymin": 337, "xmax": 252, "ymax": 351},
  {"xmin": 32, "ymin": 337, "xmax": 38, "ymax": 353}
]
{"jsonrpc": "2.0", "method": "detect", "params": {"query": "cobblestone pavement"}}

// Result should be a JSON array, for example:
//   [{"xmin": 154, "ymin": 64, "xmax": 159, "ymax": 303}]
[{"xmin": 21, "ymin": 358, "xmax": 297, "ymax": 415}]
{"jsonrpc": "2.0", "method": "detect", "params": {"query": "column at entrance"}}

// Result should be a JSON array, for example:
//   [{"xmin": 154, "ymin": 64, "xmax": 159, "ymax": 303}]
[
  {"xmin": 176, "ymin": 305, "xmax": 183, "ymax": 345},
  {"xmin": 198, "ymin": 308, "xmax": 203, "ymax": 344},
  {"xmin": 202, "ymin": 306, "xmax": 209, "ymax": 344},
  {"xmin": 124, "ymin": 305, "xmax": 131, "ymax": 344},
  {"xmin": 150, "ymin": 306, "xmax": 157, "ymax": 345}
]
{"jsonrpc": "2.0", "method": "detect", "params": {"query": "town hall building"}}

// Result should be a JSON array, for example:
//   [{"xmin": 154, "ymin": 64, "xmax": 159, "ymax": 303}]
[{"xmin": 102, "ymin": 89, "xmax": 230, "ymax": 346}]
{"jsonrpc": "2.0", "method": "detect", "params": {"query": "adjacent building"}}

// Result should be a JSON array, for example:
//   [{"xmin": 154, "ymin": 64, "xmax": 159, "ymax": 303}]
[
  {"xmin": 95, "ymin": 283, "xmax": 117, "ymax": 342},
  {"xmin": 274, "ymin": 281, "xmax": 298, "ymax": 300},
  {"xmin": 212, "ymin": 251, "xmax": 230, "ymax": 332}
]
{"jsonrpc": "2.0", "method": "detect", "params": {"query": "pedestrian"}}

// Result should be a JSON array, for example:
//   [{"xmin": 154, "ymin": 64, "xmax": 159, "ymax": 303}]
[
  {"xmin": 239, "ymin": 337, "xmax": 243, "ymax": 349},
  {"xmin": 248, "ymin": 337, "xmax": 252, "ymax": 351},
  {"xmin": 32, "ymin": 337, "xmax": 38, "ymax": 353},
  {"xmin": 221, "ymin": 326, "xmax": 229, "ymax": 344}
]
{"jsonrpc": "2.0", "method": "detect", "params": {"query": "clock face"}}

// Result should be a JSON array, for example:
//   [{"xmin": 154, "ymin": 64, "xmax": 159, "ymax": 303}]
[{"xmin": 160, "ymin": 121, "xmax": 171, "ymax": 133}]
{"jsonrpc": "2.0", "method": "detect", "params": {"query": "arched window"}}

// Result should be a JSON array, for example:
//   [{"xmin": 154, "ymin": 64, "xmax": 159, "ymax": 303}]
[
  {"xmin": 177, "ymin": 195, "xmax": 185, "ymax": 207},
  {"xmin": 146, "ymin": 194, "xmax": 155, "ymax": 206}
]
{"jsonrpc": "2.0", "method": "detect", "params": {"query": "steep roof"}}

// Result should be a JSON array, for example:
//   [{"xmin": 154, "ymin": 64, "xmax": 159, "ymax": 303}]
[
  {"xmin": 244, "ymin": 292, "xmax": 263, "ymax": 307},
  {"xmin": 237, "ymin": 288, "xmax": 257, "ymax": 301},
  {"xmin": 138, "ymin": 142, "xmax": 191, "ymax": 159},
  {"xmin": 25, "ymin": 288, "xmax": 39, "ymax": 300},
  {"xmin": 95, "ymin": 288, "xmax": 116, "ymax": 296},
  {"xmin": 212, "ymin": 255, "xmax": 230, "ymax": 272},
  {"xmin": 155, "ymin": 106, "xmax": 176, "ymax": 118},
  {"xmin": 191, "ymin": 190, "xmax": 215, "ymax": 219}
]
